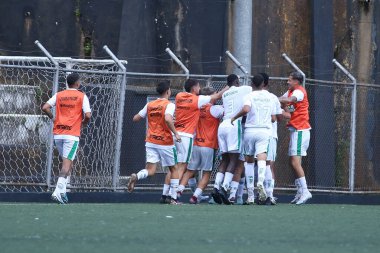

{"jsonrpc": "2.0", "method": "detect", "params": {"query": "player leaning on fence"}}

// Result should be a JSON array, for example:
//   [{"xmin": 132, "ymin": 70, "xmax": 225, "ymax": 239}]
[
  {"xmin": 42, "ymin": 73, "xmax": 92, "ymax": 204},
  {"xmin": 279, "ymin": 71, "xmax": 312, "ymax": 205},
  {"xmin": 127, "ymin": 81, "xmax": 183, "ymax": 204}
]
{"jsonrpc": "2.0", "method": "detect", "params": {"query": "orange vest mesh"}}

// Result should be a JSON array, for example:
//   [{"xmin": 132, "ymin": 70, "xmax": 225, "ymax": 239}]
[
  {"xmin": 54, "ymin": 90, "xmax": 84, "ymax": 137},
  {"xmin": 174, "ymin": 92, "xmax": 200, "ymax": 135},
  {"xmin": 194, "ymin": 104, "xmax": 219, "ymax": 149},
  {"xmin": 287, "ymin": 86, "xmax": 311, "ymax": 130},
  {"xmin": 146, "ymin": 99, "xmax": 174, "ymax": 146}
]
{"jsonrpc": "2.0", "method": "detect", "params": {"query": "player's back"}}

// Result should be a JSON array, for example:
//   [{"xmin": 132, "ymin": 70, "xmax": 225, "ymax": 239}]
[
  {"xmin": 174, "ymin": 92, "xmax": 200, "ymax": 136},
  {"xmin": 245, "ymin": 90, "xmax": 275, "ymax": 130},
  {"xmin": 265, "ymin": 90, "xmax": 282, "ymax": 139},
  {"xmin": 222, "ymin": 86, "xmax": 252, "ymax": 120}
]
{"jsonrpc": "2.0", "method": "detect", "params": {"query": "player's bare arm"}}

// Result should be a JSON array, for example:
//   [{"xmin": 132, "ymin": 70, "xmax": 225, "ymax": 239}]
[
  {"xmin": 42, "ymin": 103, "xmax": 54, "ymax": 120},
  {"xmin": 278, "ymin": 95, "xmax": 297, "ymax": 104},
  {"xmin": 231, "ymin": 105, "xmax": 250, "ymax": 125},
  {"xmin": 133, "ymin": 114, "xmax": 143, "ymax": 122},
  {"xmin": 209, "ymin": 86, "xmax": 229, "ymax": 104},
  {"xmin": 164, "ymin": 114, "xmax": 181, "ymax": 142},
  {"xmin": 82, "ymin": 112, "xmax": 92, "ymax": 125}
]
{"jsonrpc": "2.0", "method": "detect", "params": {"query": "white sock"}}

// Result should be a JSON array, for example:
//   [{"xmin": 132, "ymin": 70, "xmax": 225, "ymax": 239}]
[
  {"xmin": 257, "ymin": 160, "xmax": 266, "ymax": 186},
  {"xmin": 245, "ymin": 163, "xmax": 255, "ymax": 197},
  {"xmin": 193, "ymin": 188, "xmax": 202, "ymax": 198},
  {"xmin": 177, "ymin": 184, "xmax": 185, "ymax": 193},
  {"xmin": 269, "ymin": 179, "xmax": 275, "ymax": 198},
  {"xmin": 264, "ymin": 165, "xmax": 273, "ymax": 196},
  {"xmin": 66, "ymin": 175, "xmax": 71, "ymax": 192},
  {"xmin": 170, "ymin": 179, "xmax": 179, "ymax": 200},
  {"xmin": 298, "ymin": 177, "xmax": 308, "ymax": 191},
  {"xmin": 229, "ymin": 181, "xmax": 239, "ymax": 199},
  {"xmin": 213, "ymin": 172, "xmax": 224, "ymax": 190},
  {"xmin": 162, "ymin": 184, "xmax": 170, "ymax": 196},
  {"xmin": 56, "ymin": 177, "xmax": 66, "ymax": 193},
  {"xmin": 295, "ymin": 179, "xmax": 301, "ymax": 194},
  {"xmin": 222, "ymin": 172, "xmax": 234, "ymax": 191},
  {"xmin": 137, "ymin": 169, "xmax": 148, "ymax": 180},
  {"xmin": 237, "ymin": 177, "xmax": 245, "ymax": 198}
]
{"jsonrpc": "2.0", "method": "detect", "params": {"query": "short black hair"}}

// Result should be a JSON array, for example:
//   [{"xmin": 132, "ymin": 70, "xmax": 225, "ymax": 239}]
[
  {"xmin": 251, "ymin": 74, "xmax": 264, "ymax": 88},
  {"xmin": 290, "ymin": 71, "xmax": 303, "ymax": 84},
  {"xmin": 66, "ymin": 73, "xmax": 80, "ymax": 87},
  {"xmin": 199, "ymin": 86, "xmax": 215, "ymax": 96},
  {"xmin": 156, "ymin": 81, "xmax": 171, "ymax": 95},
  {"xmin": 184, "ymin": 79, "xmax": 199, "ymax": 92},
  {"xmin": 227, "ymin": 74, "xmax": 239, "ymax": 86},
  {"xmin": 259, "ymin": 72, "xmax": 269, "ymax": 86}
]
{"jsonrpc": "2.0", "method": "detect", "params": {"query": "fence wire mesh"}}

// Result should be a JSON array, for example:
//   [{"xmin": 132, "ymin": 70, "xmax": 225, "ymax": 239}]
[{"xmin": 1, "ymin": 56, "xmax": 380, "ymax": 193}]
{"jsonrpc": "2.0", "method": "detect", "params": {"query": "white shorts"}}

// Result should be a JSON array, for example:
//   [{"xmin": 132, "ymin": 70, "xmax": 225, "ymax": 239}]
[
  {"xmin": 175, "ymin": 136, "xmax": 194, "ymax": 163},
  {"xmin": 55, "ymin": 139, "xmax": 79, "ymax": 161},
  {"xmin": 288, "ymin": 130, "xmax": 310, "ymax": 156},
  {"xmin": 267, "ymin": 137, "xmax": 278, "ymax": 161},
  {"xmin": 218, "ymin": 119, "xmax": 243, "ymax": 154},
  {"xmin": 146, "ymin": 146, "xmax": 177, "ymax": 167},
  {"xmin": 188, "ymin": 146, "xmax": 216, "ymax": 171},
  {"xmin": 243, "ymin": 129, "xmax": 270, "ymax": 157}
]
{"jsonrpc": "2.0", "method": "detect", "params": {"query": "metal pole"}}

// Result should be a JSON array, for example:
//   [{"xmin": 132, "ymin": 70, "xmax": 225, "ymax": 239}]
[
  {"xmin": 282, "ymin": 53, "xmax": 306, "ymax": 86},
  {"xmin": 332, "ymin": 59, "xmax": 357, "ymax": 192},
  {"xmin": 34, "ymin": 40, "xmax": 59, "ymax": 189},
  {"xmin": 225, "ymin": 50, "xmax": 249, "ymax": 85},
  {"xmin": 103, "ymin": 45, "xmax": 127, "ymax": 191},
  {"xmin": 165, "ymin": 48, "xmax": 189, "ymax": 79}
]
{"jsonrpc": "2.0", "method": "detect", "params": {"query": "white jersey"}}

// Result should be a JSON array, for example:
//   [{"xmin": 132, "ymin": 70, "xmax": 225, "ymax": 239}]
[
  {"xmin": 265, "ymin": 91, "xmax": 282, "ymax": 139},
  {"xmin": 244, "ymin": 90, "xmax": 276, "ymax": 133},
  {"xmin": 222, "ymin": 86, "xmax": 252, "ymax": 120}
]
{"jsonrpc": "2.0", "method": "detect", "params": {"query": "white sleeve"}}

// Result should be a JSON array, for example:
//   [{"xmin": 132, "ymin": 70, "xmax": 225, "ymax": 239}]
[
  {"xmin": 198, "ymin": 95, "xmax": 211, "ymax": 108},
  {"xmin": 274, "ymin": 97, "xmax": 282, "ymax": 115},
  {"xmin": 281, "ymin": 91, "xmax": 289, "ymax": 98},
  {"xmin": 292, "ymin": 90, "xmax": 304, "ymax": 102},
  {"xmin": 165, "ymin": 103, "xmax": 175, "ymax": 117},
  {"xmin": 138, "ymin": 104, "xmax": 148, "ymax": 118},
  {"xmin": 243, "ymin": 94, "xmax": 252, "ymax": 107},
  {"xmin": 210, "ymin": 105, "xmax": 224, "ymax": 119},
  {"xmin": 46, "ymin": 94, "xmax": 57, "ymax": 107},
  {"xmin": 82, "ymin": 95, "xmax": 91, "ymax": 113}
]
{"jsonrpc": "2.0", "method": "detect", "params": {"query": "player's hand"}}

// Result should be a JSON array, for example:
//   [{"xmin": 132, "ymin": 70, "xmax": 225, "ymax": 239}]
[{"xmin": 175, "ymin": 134, "xmax": 182, "ymax": 143}]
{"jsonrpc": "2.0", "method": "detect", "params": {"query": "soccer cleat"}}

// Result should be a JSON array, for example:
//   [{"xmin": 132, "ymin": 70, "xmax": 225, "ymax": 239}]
[
  {"xmin": 159, "ymin": 195, "xmax": 167, "ymax": 204},
  {"xmin": 211, "ymin": 188, "xmax": 223, "ymax": 204},
  {"xmin": 257, "ymin": 184, "xmax": 267, "ymax": 203},
  {"xmin": 296, "ymin": 191, "xmax": 312, "ymax": 205},
  {"xmin": 165, "ymin": 196, "xmax": 172, "ymax": 204},
  {"xmin": 199, "ymin": 194, "xmax": 210, "ymax": 202},
  {"xmin": 170, "ymin": 198, "xmax": 182, "ymax": 205},
  {"xmin": 244, "ymin": 196, "xmax": 255, "ymax": 205},
  {"xmin": 51, "ymin": 191, "xmax": 64, "ymax": 204},
  {"xmin": 290, "ymin": 192, "xmax": 301, "ymax": 204},
  {"xmin": 60, "ymin": 193, "xmax": 69, "ymax": 204},
  {"xmin": 127, "ymin": 173, "xmax": 137, "ymax": 193},
  {"xmin": 236, "ymin": 196, "xmax": 244, "ymax": 205},
  {"xmin": 228, "ymin": 197, "xmax": 235, "ymax": 205},
  {"xmin": 219, "ymin": 188, "xmax": 231, "ymax": 205},
  {"xmin": 189, "ymin": 196, "xmax": 198, "ymax": 204},
  {"xmin": 265, "ymin": 197, "xmax": 277, "ymax": 206}
]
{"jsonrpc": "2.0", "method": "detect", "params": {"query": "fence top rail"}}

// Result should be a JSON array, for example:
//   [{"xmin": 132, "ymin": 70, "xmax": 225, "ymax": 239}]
[{"xmin": 0, "ymin": 56, "xmax": 127, "ymax": 65}]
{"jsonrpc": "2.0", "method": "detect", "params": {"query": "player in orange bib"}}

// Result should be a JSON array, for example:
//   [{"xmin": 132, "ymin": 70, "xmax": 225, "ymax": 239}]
[
  {"xmin": 279, "ymin": 71, "xmax": 312, "ymax": 205},
  {"xmin": 176, "ymin": 87, "xmax": 224, "ymax": 204},
  {"xmin": 160, "ymin": 79, "xmax": 228, "ymax": 201},
  {"xmin": 42, "ymin": 73, "xmax": 92, "ymax": 204},
  {"xmin": 127, "ymin": 81, "xmax": 182, "ymax": 204}
]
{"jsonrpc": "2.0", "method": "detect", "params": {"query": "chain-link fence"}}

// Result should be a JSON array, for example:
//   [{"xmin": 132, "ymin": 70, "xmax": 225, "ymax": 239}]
[{"xmin": 1, "ymin": 55, "xmax": 380, "ymax": 193}]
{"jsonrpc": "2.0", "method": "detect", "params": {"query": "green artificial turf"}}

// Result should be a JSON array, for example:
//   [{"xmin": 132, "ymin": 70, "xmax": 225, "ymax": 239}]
[{"xmin": 0, "ymin": 203, "xmax": 379, "ymax": 253}]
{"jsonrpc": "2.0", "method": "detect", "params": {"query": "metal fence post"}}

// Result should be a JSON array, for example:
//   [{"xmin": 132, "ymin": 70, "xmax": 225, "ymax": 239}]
[
  {"xmin": 225, "ymin": 50, "xmax": 249, "ymax": 85},
  {"xmin": 165, "ymin": 48, "xmax": 189, "ymax": 79},
  {"xmin": 103, "ymin": 45, "xmax": 127, "ymax": 191},
  {"xmin": 282, "ymin": 53, "xmax": 306, "ymax": 86},
  {"xmin": 332, "ymin": 59, "xmax": 357, "ymax": 192},
  {"xmin": 34, "ymin": 40, "xmax": 59, "ymax": 189}
]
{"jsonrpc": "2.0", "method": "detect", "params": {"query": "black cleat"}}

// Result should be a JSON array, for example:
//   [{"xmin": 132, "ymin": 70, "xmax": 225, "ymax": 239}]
[
  {"xmin": 219, "ymin": 188, "xmax": 231, "ymax": 205},
  {"xmin": 159, "ymin": 195, "xmax": 167, "ymax": 204},
  {"xmin": 211, "ymin": 188, "xmax": 223, "ymax": 204}
]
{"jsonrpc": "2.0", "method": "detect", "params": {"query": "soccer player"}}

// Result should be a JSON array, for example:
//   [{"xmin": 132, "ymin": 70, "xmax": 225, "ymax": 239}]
[
  {"xmin": 279, "ymin": 71, "xmax": 312, "ymax": 205},
  {"xmin": 42, "ymin": 73, "xmax": 91, "ymax": 204},
  {"xmin": 127, "ymin": 82, "xmax": 182, "ymax": 204},
  {"xmin": 260, "ymin": 72, "xmax": 286, "ymax": 205},
  {"xmin": 231, "ymin": 74, "xmax": 276, "ymax": 204},
  {"xmin": 212, "ymin": 74, "xmax": 252, "ymax": 204},
  {"xmin": 176, "ymin": 87, "xmax": 224, "ymax": 204},
  {"xmin": 161, "ymin": 79, "xmax": 228, "ymax": 201}
]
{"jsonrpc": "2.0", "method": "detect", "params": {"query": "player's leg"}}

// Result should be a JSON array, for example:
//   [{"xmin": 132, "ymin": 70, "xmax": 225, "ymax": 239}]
[
  {"xmin": 212, "ymin": 153, "xmax": 228, "ymax": 204},
  {"xmin": 178, "ymin": 145, "xmax": 201, "ymax": 195},
  {"xmin": 160, "ymin": 171, "xmax": 171, "ymax": 204},
  {"xmin": 190, "ymin": 171, "xmax": 211, "ymax": 204},
  {"xmin": 228, "ymin": 159, "xmax": 244, "ymax": 204},
  {"xmin": 177, "ymin": 170, "xmax": 196, "ymax": 195},
  {"xmin": 244, "ymin": 155, "xmax": 255, "ymax": 204},
  {"xmin": 160, "ymin": 147, "xmax": 180, "ymax": 204},
  {"xmin": 236, "ymin": 169, "xmax": 245, "ymax": 205}
]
